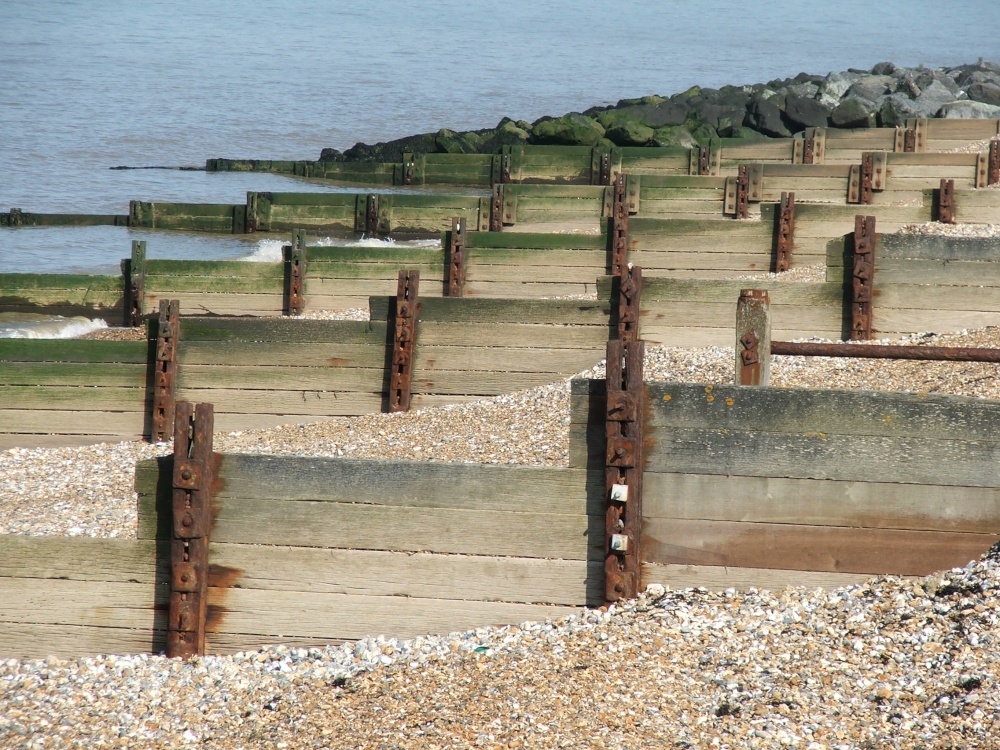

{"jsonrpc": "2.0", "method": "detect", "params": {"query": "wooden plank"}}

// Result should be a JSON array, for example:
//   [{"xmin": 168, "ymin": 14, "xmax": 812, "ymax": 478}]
[
  {"xmin": 0, "ymin": 577, "xmax": 163, "ymax": 629},
  {"xmin": 643, "ymin": 562, "xmax": 878, "ymax": 592},
  {"xmin": 368, "ymin": 296, "xmax": 611, "ymax": 324},
  {"xmin": 206, "ymin": 587, "xmax": 579, "ymax": 650},
  {"xmin": 878, "ymin": 234, "xmax": 1000, "ymax": 261},
  {"xmin": 871, "ymin": 259, "xmax": 1000, "ymax": 286},
  {"xmin": 0, "ymin": 536, "xmax": 161, "ymax": 583},
  {"xmin": 0, "ymin": 385, "xmax": 148, "ymax": 411},
  {"xmin": 137, "ymin": 456, "xmax": 600, "ymax": 515},
  {"xmin": 0, "ymin": 410, "xmax": 144, "ymax": 436},
  {"xmin": 0, "ymin": 339, "xmax": 147, "ymax": 364},
  {"xmin": 416, "ymin": 322, "xmax": 608, "ymax": 349},
  {"xmin": 175, "ymin": 364, "xmax": 385, "ymax": 391},
  {"xmin": 210, "ymin": 543, "xmax": 602, "ymax": 606},
  {"xmin": 465, "ymin": 232, "xmax": 606, "ymax": 250},
  {"xmin": 179, "ymin": 340, "xmax": 386, "ymax": 367},
  {"xmin": 172, "ymin": 388, "xmax": 384, "ymax": 416},
  {"xmin": 641, "ymin": 472, "xmax": 1000, "ymax": 533},
  {"xmin": 179, "ymin": 317, "xmax": 386, "ymax": 343},
  {"xmin": 0, "ymin": 362, "xmax": 148, "ymax": 386},
  {"xmin": 642, "ymin": 518, "xmax": 999, "ymax": 576},
  {"xmin": 875, "ymin": 283, "xmax": 1000, "ymax": 312},
  {"xmin": 0, "ymin": 623, "xmax": 164, "ymax": 660}
]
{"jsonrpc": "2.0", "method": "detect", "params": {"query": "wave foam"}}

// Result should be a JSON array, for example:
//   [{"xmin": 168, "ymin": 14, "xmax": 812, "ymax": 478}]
[
  {"xmin": 0, "ymin": 315, "xmax": 109, "ymax": 339},
  {"xmin": 238, "ymin": 239, "xmax": 287, "ymax": 263}
]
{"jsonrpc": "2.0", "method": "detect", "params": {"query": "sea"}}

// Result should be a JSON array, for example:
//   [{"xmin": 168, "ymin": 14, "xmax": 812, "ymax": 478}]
[{"xmin": 2, "ymin": 0, "xmax": 1000, "ymax": 336}]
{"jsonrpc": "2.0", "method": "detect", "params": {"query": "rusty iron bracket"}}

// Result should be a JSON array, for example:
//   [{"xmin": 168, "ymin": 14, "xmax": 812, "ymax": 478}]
[
  {"xmin": 447, "ymin": 217, "xmax": 466, "ymax": 297},
  {"xmin": 937, "ymin": 179, "xmax": 956, "ymax": 224},
  {"xmin": 774, "ymin": 192, "xmax": 796, "ymax": 272},
  {"xmin": 609, "ymin": 174, "xmax": 630, "ymax": 276},
  {"xmin": 990, "ymin": 140, "xmax": 1000, "ymax": 186},
  {"xmin": 366, "ymin": 194, "xmax": 380, "ymax": 235},
  {"xmin": 389, "ymin": 271, "xmax": 420, "ymax": 412},
  {"xmin": 122, "ymin": 240, "xmax": 146, "ymax": 327},
  {"xmin": 489, "ymin": 184, "xmax": 503, "ymax": 232},
  {"xmin": 690, "ymin": 145, "xmax": 711, "ymax": 175},
  {"xmin": 598, "ymin": 150, "xmax": 612, "ymax": 185},
  {"xmin": 500, "ymin": 152, "xmax": 511, "ymax": 184},
  {"xmin": 895, "ymin": 126, "xmax": 917, "ymax": 153},
  {"xmin": 735, "ymin": 164, "xmax": 750, "ymax": 219},
  {"xmin": 859, "ymin": 153, "xmax": 874, "ymax": 205},
  {"xmin": 605, "ymin": 338, "xmax": 645, "ymax": 603},
  {"xmin": 851, "ymin": 215, "xmax": 877, "ymax": 341},
  {"xmin": 283, "ymin": 229, "xmax": 307, "ymax": 315},
  {"xmin": 167, "ymin": 401, "xmax": 216, "ymax": 659},
  {"xmin": 151, "ymin": 299, "xmax": 180, "ymax": 442},
  {"xmin": 616, "ymin": 265, "xmax": 642, "ymax": 343}
]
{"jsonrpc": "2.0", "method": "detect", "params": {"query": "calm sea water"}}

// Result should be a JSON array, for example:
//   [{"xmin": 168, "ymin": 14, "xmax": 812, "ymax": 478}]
[{"xmin": 1, "ymin": 0, "xmax": 999, "ymax": 332}]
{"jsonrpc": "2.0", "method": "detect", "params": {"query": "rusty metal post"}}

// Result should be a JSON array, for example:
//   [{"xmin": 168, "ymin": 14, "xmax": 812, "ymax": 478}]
[
  {"xmin": 447, "ymin": 217, "xmax": 466, "ymax": 297},
  {"xmin": 605, "ymin": 338, "xmax": 645, "ymax": 603},
  {"xmin": 859, "ymin": 153, "xmax": 874, "ymax": 205},
  {"xmin": 366, "ymin": 194, "xmax": 379, "ymax": 236},
  {"xmin": 609, "ymin": 174, "xmax": 630, "ymax": 276},
  {"xmin": 937, "ymin": 179, "xmax": 956, "ymax": 224},
  {"xmin": 989, "ymin": 140, "xmax": 1000, "ymax": 186},
  {"xmin": 122, "ymin": 240, "xmax": 146, "ymax": 327},
  {"xmin": 698, "ymin": 145, "xmax": 710, "ymax": 175},
  {"xmin": 500, "ymin": 151, "xmax": 512, "ymax": 184},
  {"xmin": 774, "ymin": 192, "xmax": 796, "ymax": 272},
  {"xmin": 283, "ymin": 230, "xmax": 307, "ymax": 315},
  {"xmin": 616, "ymin": 265, "xmax": 642, "ymax": 343},
  {"xmin": 735, "ymin": 164, "xmax": 750, "ymax": 219},
  {"xmin": 151, "ymin": 300, "xmax": 180, "ymax": 442},
  {"xmin": 851, "ymin": 215, "xmax": 877, "ymax": 341},
  {"xmin": 736, "ymin": 290, "xmax": 771, "ymax": 386},
  {"xmin": 903, "ymin": 128, "xmax": 916, "ymax": 153},
  {"xmin": 166, "ymin": 401, "xmax": 215, "ymax": 659},
  {"xmin": 489, "ymin": 184, "xmax": 503, "ymax": 232},
  {"xmin": 389, "ymin": 271, "xmax": 420, "ymax": 412}
]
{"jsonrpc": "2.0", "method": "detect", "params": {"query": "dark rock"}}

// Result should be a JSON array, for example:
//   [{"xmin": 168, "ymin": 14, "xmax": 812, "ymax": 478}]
[
  {"xmin": 595, "ymin": 99, "xmax": 690, "ymax": 130},
  {"xmin": 878, "ymin": 94, "xmax": 923, "ymax": 127},
  {"xmin": 650, "ymin": 125, "xmax": 697, "ymax": 148},
  {"xmin": 342, "ymin": 132, "xmax": 438, "ymax": 162},
  {"xmin": 746, "ymin": 95, "xmax": 791, "ymax": 137},
  {"xmin": 477, "ymin": 120, "xmax": 530, "ymax": 153},
  {"xmin": 914, "ymin": 80, "xmax": 960, "ymax": 117},
  {"xmin": 783, "ymin": 93, "xmax": 831, "ymax": 129},
  {"xmin": 434, "ymin": 129, "xmax": 479, "ymax": 154},
  {"xmin": 793, "ymin": 72, "xmax": 825, "ymax": 85},
  {"xmin": 605, "ymin": 121, "xmax": 656, "ymax": 146},
  {"xmin": 530, "ymin": 113, "xmax": 606, "ymax": 146},
  {"xmin": 318, "ymin": 148, "xmax": 344, "ymax": 161},
  {"xmin": 968, "ymin": 82, "xmax": 1000, "ymax": 107},
  {"xmin": 954, "ymin": 67, "xmax": 1000, "ymax": 88},
  {"xmin": 871, "ymin": 61, "xmax": 897, "ymax": 76},
  {"xmin": 830, "ymin": 96, "xmax": 878, "ymax": 128}
]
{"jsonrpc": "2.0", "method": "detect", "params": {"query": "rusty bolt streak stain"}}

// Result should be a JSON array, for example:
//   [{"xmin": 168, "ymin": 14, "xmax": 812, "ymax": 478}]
[{"xmin": 725, "ymin": 397, "xmax": 734, "ymax": 406}]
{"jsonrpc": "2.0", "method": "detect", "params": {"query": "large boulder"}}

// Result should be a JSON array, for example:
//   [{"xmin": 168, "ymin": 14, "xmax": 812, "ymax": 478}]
[
  {"xmin": 819, "ymin": 71, "xmax": 859, "ymax": 100},
  {"xmin": 341, "ymin": 132, "xmax": 438, "ymax": 162},
  {"xmin": 605, "ymin": 121, "xmax": 656, "ymax": 146},
  {"xmin": 939, "ymin": 100, "xmax": 1000, "ymax": 119},
  {"xmin": 847, "ymin": 75, "xmax": 896, "ymax": 102},
  {"xmin": 783, "ymin": 93, "xmax": 831, "ymax": 129},
  {"xmin": 477, "ymin": 119, "xmax": 531, "ymax": 153},
  {"xmin": 912, "ymin": 80, "xmax": 960, "ymax": 117},
  {"xmin": 878, "ymin": 93, "xmax": 924, "ymax": 127},
  {"xmin": 830, "ymin": 96, "xmax": 878, "ymax": 128},
  {"xmin": 650, "ymin": 125, "xmax": 698, "ymax": 149},
  {"xmin": 746, "ymin": 95, "xmax": 791, "ymax": 137},
  {"xmin": 531, "ymin": 113, "xmax": 606, "ymax": 146},
  {"xmin": 595, "ymin": 99, "xmax": 690, "ymax": 129},
  {"xmin": 968, "ymin": 82, "xmax": 1000, "ymax": 107}
]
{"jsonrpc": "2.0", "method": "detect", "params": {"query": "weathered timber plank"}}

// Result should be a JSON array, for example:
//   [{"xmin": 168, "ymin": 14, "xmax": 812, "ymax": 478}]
[
  {"xmin": 874, "ymin": 283, "xmax": 1000, "ymax": 312},
  {"xmin": 205, "ymin": 588, "xmax": 579, "ymax": 648},
  {"xmin": 171, "ymin": 388, "xmax": 384, "ymax": 416},
  {"xmin": 0, "ymin": 410, "xmax": 144, "ymax": 437},
  {"xmin": 416, "ymin": 323, "xmax": 608, "ymax": 348},
  {"xmin": 0, "ymin": 623, "xmax": 165, "ymax": 660},
  {"xmin": 179, "ymin": 318, "xmax": 386, "ymax": 343},
  {"xmin": 0, "ymin": 362, "xmax": 148, "ymax": 386},
  {"xmin": 641, "ymin": 472, "xmax": 1000, "ymax": 533},
  {"xmin": 868, "ymin": 260, "xmax": 1000, "ymax": 286},
  {"xmin": 0, "ymin": 340, "xmax": 148, "ymax": 363},
  {"xmin": 873, "ymin": 308, "xmax": 1000, "ymax": 334},
  {"xmin": 0, "ymin": 578, "xmax": 164, "ymax": 629},
  {"xmin": 643, "ymin": 562, "xmax": 877, "ymax": 592},
  {"xmin": 0, "ymin": 385, "xmax": 149, "ymax": 411},
  {"xmin": 642, "ymin": 518, "xmax": 999, "ymax": 576},
  {"xmin": 0, "ymin": 536, "xmax": 161, "ymax": 583},
  {"xmin": 877, "ymin": 234, "xmax": 1000, "ymax": 261},
  {"xmin": 140, "ymin": 498, "xmax": 603, "ymax": 560},
  {"xmin": 136, "ymin": 456, "xmax": 600, "ymax": 515},
  {"xmin": 143, "ymin": 293, "xmax": 285, "ymax": 317},
  {"xmin": 368, "ymin": 296, "xmax": 611, "ymax": 324},
  {"xmin": 175, "ymin": 364, "xmax": 385, "ymax": 391},
  {"xmin": 210, "ymin": 543, "xmax": 602, "ymax": 606},
  {"xmin": 178, "ymin": 341, "xmax": 386, "ymax": 367},
  {"xmin": 465, "ymin": 232, "xmax": 606, "ymax": 250}
]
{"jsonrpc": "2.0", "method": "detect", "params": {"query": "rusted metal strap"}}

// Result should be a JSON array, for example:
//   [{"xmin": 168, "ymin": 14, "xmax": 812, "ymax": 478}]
[
  {"xmin": 122, "ymin": 240, "xmax": 146, "ymax": 327},
  {"xmin": 616, "ymin": 265, "xmax": 642, "ymax": 343},
  {"xmin": 609, "ymin": 174, "xmax": 630, "ymax": 276},
  {"xmin": 990, "ymin": 140, "xmax": 1000, "ymax": 186},
  {"xmin": 167, "ymin": 401, "xmax": 216, "ymax": 659},
  {"xmin": 772, "ymin": 340, "xmax": 1000, "ymax": 362},
  {"xmin": 500, "ymin": 151, "xmax": 512, "ymax": 184},
  {"xmin": 774, "ymin": 192, "xmax": 796, "ymax": 272},
  {"xmin": 689, "ymin": 145, "xmax": 711, "ymax": 175},
  {"xmin": 389, "ymin": 271, "xmax": 420, "ymax": 412},
  {"xmin": 735, "ymin": 164, "xmax": 750, "ymax": 219},
  {"xmin": 938, "ymin": 179, "xmax": 956, "ymax": 224},
  {"xmin": 737, "ymin": 289, "xmax": 771, "ymax": 386},
  {"xmin": 489, "ymin": 184, "xmax": 503, "ymax": 232},
  {"xmin": 851, "ymin": 215, "xmax": 877, "ymax": 341},
  {"xmin": 859, "ymin": 153, "xmax": 874, "ymax": 205},
  {"xmin": 366, "ymin": 194, "xmax": 380, "ymax": 235},
  {"xmin": 904, "ymin": 128, "xmax": 916, "ymax": 153},
  {"xmin": 598, "ymin": 150, "xmax": 612, "ymax": 186},
  {"xmin": 447, "ymin": 217, "xmax": 466, "ymax": 297},
  {"xmin": 605, "ymin": 338, "xmax": 645, "ymax": 603},
  {"xmin": 151, "ymin": 299, "xmax": 180, "ymax": 442},
  {"xmin": 283, "ymin": 230, "xmax": 307, "ymax": 315}
]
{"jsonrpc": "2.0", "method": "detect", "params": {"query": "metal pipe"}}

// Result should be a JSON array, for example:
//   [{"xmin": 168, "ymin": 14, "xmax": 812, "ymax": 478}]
[{"xmin": 771, "ymin": 340, "xmax": 1000, "ymax": 363}]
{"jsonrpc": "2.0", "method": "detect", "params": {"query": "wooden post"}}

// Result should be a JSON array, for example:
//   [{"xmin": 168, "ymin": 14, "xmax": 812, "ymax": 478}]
[
  {"xmin": 736, "ymin": 289, "xmax": 771, "ymax": 386},
  {"xmin": 166, "ymin": 401, "xmax": 215, "ymax": 659},
  {"xmin": 773, "ymin": 192, "xmax": 795, "ymax": 272},
  {"xmin": 446, "ymin": 217, "xmax": 466, "ymax": 297},
  {"xmin": 851, "ymin": 216, "xmax": 877, "ymax": 341},
  {"xmin": 604, "ymin": 338, "xmax": 644, "ymax": 603},
  {"xmin": 122, "ymin": 240, "xmax": 146, "ymax": 327},
  {"xmin": 150, "ymin": 300, "xmax": 180, "ymax": 442},
  {"xmin": 937, "ymin": 179, "xmax": 956, "ymax": 224},
  {"xmin": 389, "ymin": 271, "xmax": 420, "ymax": 412},
  {"xmin": 283, "ymin": 229, "xmax": 307, "ymax": 315}
]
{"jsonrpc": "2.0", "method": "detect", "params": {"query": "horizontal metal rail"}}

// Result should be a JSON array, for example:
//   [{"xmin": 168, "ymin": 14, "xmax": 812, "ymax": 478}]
[{"xmin": 771, "ymin": 341, "xmax": 1000, "ymax": 363}]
